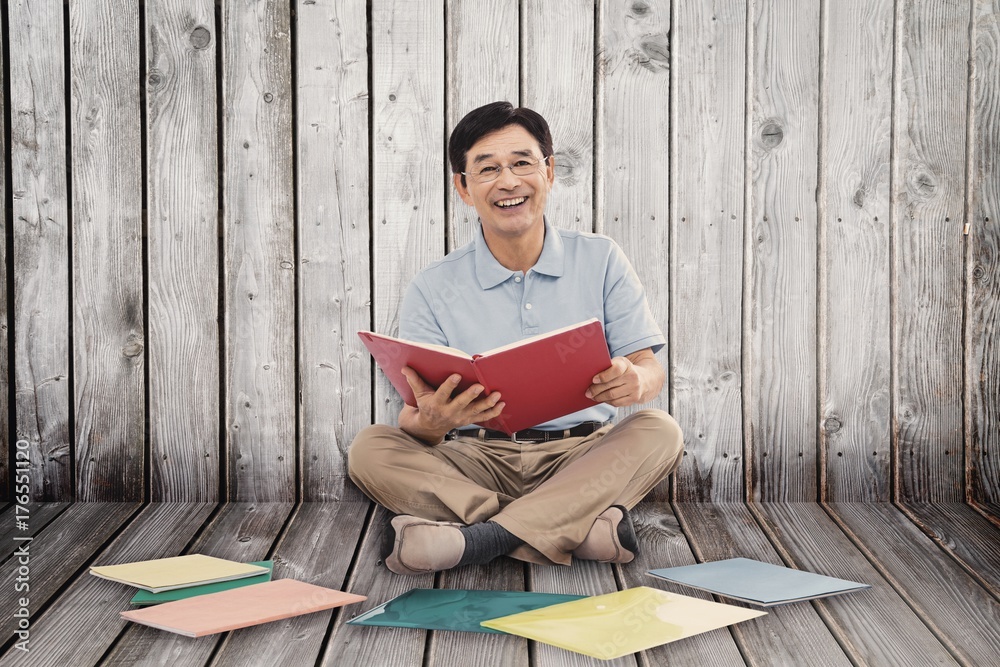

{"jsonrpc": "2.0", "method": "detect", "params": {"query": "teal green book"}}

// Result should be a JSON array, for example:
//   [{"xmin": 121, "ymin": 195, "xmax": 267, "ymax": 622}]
[
  {"xmin": 347, "ymin": 588, "xmax": 586, "ymax": 633},
  {"xmin": 130, "ymin": 561, "xmax": 273, "ymax": 606}
]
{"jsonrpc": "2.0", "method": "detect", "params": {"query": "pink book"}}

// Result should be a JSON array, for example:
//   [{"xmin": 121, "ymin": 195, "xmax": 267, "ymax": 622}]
[{"xmin": 120, "ymin": 579, "xmax": 366, "ymax": 637}]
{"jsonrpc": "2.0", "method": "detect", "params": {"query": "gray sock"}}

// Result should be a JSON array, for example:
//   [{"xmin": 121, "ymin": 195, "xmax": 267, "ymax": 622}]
[{"xmin": 457, "ymin": 521, "xmax": 523, "ymax": 566}]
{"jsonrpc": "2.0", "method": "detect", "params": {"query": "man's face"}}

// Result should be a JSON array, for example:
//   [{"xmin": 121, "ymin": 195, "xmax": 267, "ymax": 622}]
[{"xmin": 453, "ymin": 124, "xmax": 555, "ymax": 240}]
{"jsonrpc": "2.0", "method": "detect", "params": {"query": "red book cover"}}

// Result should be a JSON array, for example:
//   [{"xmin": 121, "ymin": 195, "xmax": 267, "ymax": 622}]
[{"xmin": 358, "ymin": 319, "xmax": 611, "ymax": 434}]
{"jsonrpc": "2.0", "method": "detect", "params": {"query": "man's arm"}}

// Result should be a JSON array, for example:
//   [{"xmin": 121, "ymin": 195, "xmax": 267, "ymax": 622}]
[
  {"xmin": 585, "ymin": 347, "xmax": 664, "ymax": 407},
  {"xmin": 397, "ymin": 369, "xmax": 505, "ymax": 445}
]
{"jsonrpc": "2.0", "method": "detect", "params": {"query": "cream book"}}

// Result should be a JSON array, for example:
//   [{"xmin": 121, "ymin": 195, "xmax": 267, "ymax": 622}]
[
  {"xmin": 120, "ymin": 579, "xmax": 367, "ymax": 637},
  {"xmin": 481, "ymin": 586, "xmax": 766, "ymax": 660},
  {"xmin": 90, "ymin": 554, "xmax": 269, "ymax": 593}
]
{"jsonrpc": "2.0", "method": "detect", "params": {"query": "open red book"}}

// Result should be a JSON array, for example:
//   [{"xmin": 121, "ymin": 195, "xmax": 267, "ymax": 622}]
[{"xmin": 358, "ymin": 318, "xmax": 612, "ymax": 434}]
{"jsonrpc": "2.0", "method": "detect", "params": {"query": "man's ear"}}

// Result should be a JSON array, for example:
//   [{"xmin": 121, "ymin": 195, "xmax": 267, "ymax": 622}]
[
  {"xmin": 545, "ymin": 156, "xmax": 556, "ymax": 190},
  {"xmin": 453, "ymin": 172, "xmax": 474, "ymax": 205}
]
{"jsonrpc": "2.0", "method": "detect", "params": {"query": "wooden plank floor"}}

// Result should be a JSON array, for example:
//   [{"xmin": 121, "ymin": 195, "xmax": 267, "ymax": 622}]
[{"xmin": 1, "ymin": 502, "xmax": 998, "ymax": 666}]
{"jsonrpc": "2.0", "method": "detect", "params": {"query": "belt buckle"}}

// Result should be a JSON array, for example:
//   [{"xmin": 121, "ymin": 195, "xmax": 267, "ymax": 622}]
[{"xmin": 510, "ymin": 430, "xmax": 523, "ymax": 443}]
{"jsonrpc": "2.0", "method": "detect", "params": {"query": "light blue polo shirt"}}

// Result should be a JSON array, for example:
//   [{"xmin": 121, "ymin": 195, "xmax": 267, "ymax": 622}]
[{"xmin": 399, "ymin": 219, "xmax": 665, "ymax": 430}]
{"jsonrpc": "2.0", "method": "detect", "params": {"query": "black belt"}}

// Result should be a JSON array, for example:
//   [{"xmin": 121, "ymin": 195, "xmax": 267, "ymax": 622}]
[{"xmin": 448, "ymin": 421, "xmax": 610, "ymax": 443}]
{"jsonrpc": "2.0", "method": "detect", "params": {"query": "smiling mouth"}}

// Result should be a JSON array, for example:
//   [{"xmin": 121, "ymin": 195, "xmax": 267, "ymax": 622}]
[{"xmin": 495, "ymin": 196, "xmax": 527, "ymax": 209}]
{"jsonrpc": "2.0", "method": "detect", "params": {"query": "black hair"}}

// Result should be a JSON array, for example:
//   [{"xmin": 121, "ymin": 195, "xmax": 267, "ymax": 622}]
[{"xmin": 448, "ymin": 101, "xmax": 554, "ymax": 186}]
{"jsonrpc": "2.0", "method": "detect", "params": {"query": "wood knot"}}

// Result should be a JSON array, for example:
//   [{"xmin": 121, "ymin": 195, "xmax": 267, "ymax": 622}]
[
  {"xmin": 635, "ymin": 35, "xmax": 670, "ymax": 73},
  {"xmin": 552, "ymin": 148, "xmax": 583, "ymax": 186},
  {"xmin": 759, "ymin": 122, "xmax": 783, "ymax": 148},
  {"xmin": 147, "ymin": 70, "xmax": 164, "ymax": 89},
  {"xmin": 825, "ymin": 417, "xmax": 842, "ymax": 433},
  {"xmin": 190, "ymin": 26, "xmax": 212, "ymax": 50},
  {"xmin": 122, "ymin": 339, "xmax": 144, "ymax": 358},
  {"xmin": 853, "ymin": 187, "xmax": 866, "ymax": 208},
  {"xmin": 630, "ymin": 1, "xmax": 650, "ymax": 16},
  {"xmin": 908, "ymin": 170, "xmax": 937, "ymax": 200}
]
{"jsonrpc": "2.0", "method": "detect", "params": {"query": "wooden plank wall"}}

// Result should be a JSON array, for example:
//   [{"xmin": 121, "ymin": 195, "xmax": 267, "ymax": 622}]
[
  {"xmin": 1, "ymin": 0, "xmax": 998, "ymax": 505},
  {"xmin": 0, "ymin": 4, "xmax": 8, "ymax": 501}
]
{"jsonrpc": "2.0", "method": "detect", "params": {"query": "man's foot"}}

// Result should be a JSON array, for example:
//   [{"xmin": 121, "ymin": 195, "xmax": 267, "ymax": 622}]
[
  {"xmin": 382, "ymin": 515, "xmax": 466, "ymax": 576},
  {"xmin": 572, "ymin": 505, "xmax": 639, "ymax": 564}
]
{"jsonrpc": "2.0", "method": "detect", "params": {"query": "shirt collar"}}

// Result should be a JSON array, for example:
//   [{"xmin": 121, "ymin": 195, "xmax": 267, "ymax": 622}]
[{"xmin": 474, "ymin": 218, "xmax": 565, "ymax": 289}]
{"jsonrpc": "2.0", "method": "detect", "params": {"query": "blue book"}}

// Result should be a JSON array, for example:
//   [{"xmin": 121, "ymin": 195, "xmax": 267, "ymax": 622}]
[{"xmin": 647, "ymin": 558, "xmax": 870, "ymax": 607}]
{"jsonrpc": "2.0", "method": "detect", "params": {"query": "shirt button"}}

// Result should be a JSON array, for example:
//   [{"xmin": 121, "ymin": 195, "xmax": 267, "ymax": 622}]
[
  {"xmin": 525, "ymin": 303, "xmax": 532, "ymax": 310},
  {"xmin": 514, "ymin": 276, "xmax": 522, "ymax": 283}
]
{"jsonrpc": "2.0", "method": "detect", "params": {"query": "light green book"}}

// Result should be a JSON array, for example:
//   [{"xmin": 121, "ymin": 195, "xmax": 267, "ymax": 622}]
[{"xmin": 130, "ymin": 561, "xmax": 273, "ymax": 606}]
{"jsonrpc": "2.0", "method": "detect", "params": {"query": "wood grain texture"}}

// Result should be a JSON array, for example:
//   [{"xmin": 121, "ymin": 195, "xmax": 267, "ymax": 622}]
[
  {"xmin": 69, "ymin": 0, "xmax": 145, "ymax": 502},
  {"xmin": 893, "ymin": 0, "xmax": 969, "ymax": 503},
  {"xmin": 104, "ymin": 502, "xmax": 293, "ymax": 667},
  {"xmin": 600, "ymin": 0, "xmax": 671, "ymax": 432},
  {"xmin": 828, "ymin": 502, "xmax": 1000, "ymax": 665},
  {"xmin": 429, "ymin": 560, "xmax": 528, "ymax": 666},
  {"xmin": 753, "ymin": 503, "xmax": 956, "ymax": 666},
  {"xmin": 0, "ymin": 502, "xmax": 67, "ymax": 564},
  {"xmin": 673, "ymin": 503, "xmax": 852, "ymax": 666},
  {"xmin": 0, "ymin": 502, "xmax": 215, "ymax": 666},
  {"xmin": 522, "ymin": 0, "xmax": 593, "ymax": 234},
  {"xmin": 820, "ymin": 0, "xmax": 893, "ymax": 503},
  {"xmin": 747, "ymin": 0, "xmax": 821, "ymax": 503},
  {"xmin": 969, "ymin": 0, "xmax": 1000, "ymax": 505},
  {"xmin": 0, "ymin": 1, "xmax": 7, "ymax": 501},
  {"xmin": 296, "ymin": 0, "xmax": 370, "ymax": 502},
  {"xmin": 9, "ymin": 0, "xmax": 72, "ymax": 501},
  {"xmin": 371, "ymin": 0, "xmax": 446, "ymax": 425},
  {"xmin": 0, "ymin": 502, "xmax": 139, "ymax": 645},
  {"xmin": 222, "ymin": 0, "xmax": 296, "ymax": 502},
  {"xmin": 529, "ymin": 560, "xmax": 636, "ymax": 667},
  {"xmin": 212, "ymin": 502, "xmax": 368, "ymax": 666},
  {"xmin": 146, "ymin": 0, "xmax": 219, "ymax": 502},
  {"xmin": 322, "ymin": 505, "xmax": 435, "ymax": 667},
  {"xmin": 899, "ymin": 502, "xmax": 1000, "ymax": 596},
  {"xmin": 446, "ymin": 0, "xmax": 519, "ymax": 251},
  {"xmin": 619, "ymin": 503, "xmax": 747, "ymax": 666},
  {"xmin": 670, "ymin": 0, "xmax": 746, "ymax": 503}
]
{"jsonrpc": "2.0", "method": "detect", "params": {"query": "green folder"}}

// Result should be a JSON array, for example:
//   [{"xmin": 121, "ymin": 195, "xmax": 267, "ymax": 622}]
[
  {"xmin": 347, "ymin": 588, "xmax": 586, "ymax": 633},
  {"xmin": 130, "ymin": 561, "xmax": 273, "ymax": 606}
]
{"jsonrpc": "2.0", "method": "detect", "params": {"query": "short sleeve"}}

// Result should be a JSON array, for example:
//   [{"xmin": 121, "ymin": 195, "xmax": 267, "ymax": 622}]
[
  {"xmin": 602, "ymin": 242, "xmax": 665, "ymax": 357},
  {"xmin": 398, "ymin": 276, "xmax": 449, "ymax": 346}
]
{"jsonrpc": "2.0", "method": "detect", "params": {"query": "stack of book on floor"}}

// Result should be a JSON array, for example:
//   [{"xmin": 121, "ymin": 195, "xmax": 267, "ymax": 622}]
[
  {"xmin": 346, "ymin": 558, "xmax": 870, "ymax": 660},
  {"xmin": 90, "ymin": 554, "xmax": 365, "ymax": 637}
]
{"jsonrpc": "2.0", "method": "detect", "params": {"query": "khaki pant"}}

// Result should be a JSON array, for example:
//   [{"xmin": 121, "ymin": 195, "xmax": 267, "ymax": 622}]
[{"xmin": 348, "ymin": 409, "xmax": 683, "ymax": 566}]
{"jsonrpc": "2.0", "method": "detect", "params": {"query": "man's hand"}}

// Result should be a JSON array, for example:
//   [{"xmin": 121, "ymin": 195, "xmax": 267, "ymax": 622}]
[
  {"xmin": 397, "ymin": 367, "xmax": 505, "ymax": 445},
  {"xmin": 585, "ymin": 348, "xmax": 664, "ymax": 407}
]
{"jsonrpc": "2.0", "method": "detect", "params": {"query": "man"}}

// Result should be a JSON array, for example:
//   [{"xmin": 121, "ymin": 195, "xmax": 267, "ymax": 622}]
[{"xmin": 349, "ymin": 101, "xmax": 683, "ymax": 576}]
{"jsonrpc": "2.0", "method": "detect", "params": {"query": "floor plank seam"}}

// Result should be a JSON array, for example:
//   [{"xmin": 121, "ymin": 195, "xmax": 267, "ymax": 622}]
[
  {"xmin": 967, "ymin": 500, "xmax": 1000, "ymax": 529},
  {"xmin": 0, "ymin": 502, "xmax": 146, "ymax": 658},
  {"xmin": 315, "ymin": 500, "xmax": 378, "ymax": 667},
  {"xmin": 893, "ymin": 501, "xmax": 1000, "ymax": 603},
  {"xmin": 819, "ymin": 503, "xmax": 971, "ymax": 666},
  {"xmin": 744, "ymin": 503, "xmax": 866, "ymax": 666},
  {"xmin": 670, "ymin": 503, "xmax": 756, "ymax": 667}
]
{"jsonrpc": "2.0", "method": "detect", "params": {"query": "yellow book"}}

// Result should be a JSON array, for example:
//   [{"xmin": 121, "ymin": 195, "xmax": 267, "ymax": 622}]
[
  {"xmin": 481, "ymin": 586, "xmax": 766, "ymax": 660},
  {"xmin": 90, "ymin": 555, "xmax": 269, "ymax": 593}
]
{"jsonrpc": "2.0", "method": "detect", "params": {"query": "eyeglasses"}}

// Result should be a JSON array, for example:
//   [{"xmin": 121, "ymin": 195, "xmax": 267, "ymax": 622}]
[{"xmin": 462, "ymin": 156, "xmax": 550, "ymax": 184}]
